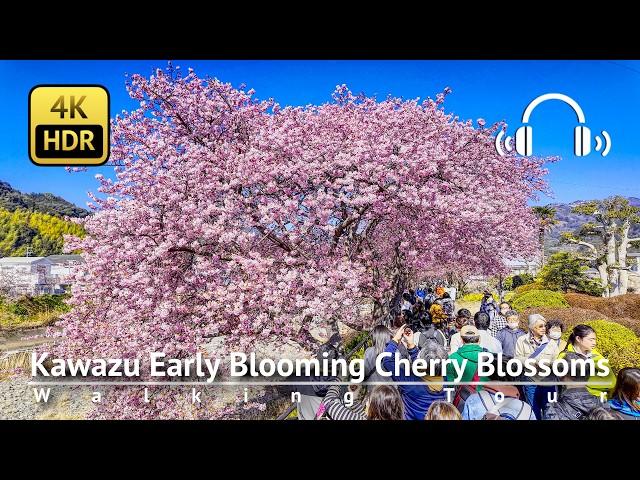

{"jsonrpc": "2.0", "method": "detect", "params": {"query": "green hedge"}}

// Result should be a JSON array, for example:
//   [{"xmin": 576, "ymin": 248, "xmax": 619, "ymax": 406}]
[
  {"xmin": 562, "ymin": 320, "xmax": 640, "ymax": 374},
  {"xmin": 512, "ymin": 289, "xmax": 569, "ymax": 311},
  {"xmin": 461, "ymin": 292, "xmax": 498, "ymax": 302},
  {"xmin": 514, "ymin": 282, "xmax": 545, "ymax": 295}
]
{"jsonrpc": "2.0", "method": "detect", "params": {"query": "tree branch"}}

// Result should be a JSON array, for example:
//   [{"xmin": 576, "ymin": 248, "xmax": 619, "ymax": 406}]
[{"xmin": 565, "ymin": 237, "xmax": 598, "ymax": 256}]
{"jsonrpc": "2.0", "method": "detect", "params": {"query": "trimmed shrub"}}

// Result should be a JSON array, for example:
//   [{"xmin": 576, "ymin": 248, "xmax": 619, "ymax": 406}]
[
  {"xmin": 565, "ymin": 293, "xmax": 640, "ymax": 321},
  {"xmin": 514, "ymin": 282, "xmax": 545, "ymax": 295},
  {"xmin": 608, "ymin": 341, "xmax": 640, "ymax": 372},
  {"xmin": 462, "ymin": 292, "xmax": 498, "ymax": 302},
  {"xmin": 512, "ymin": 289, "xmax": 569, "ymax": 311},
  {"xmin": 503, "ymin": 291, "xmax": 516, "ymax": 303},
  {"xmin": 523, "ymin": 306, "xmax": 610, "ymax": 328},
  {"xmin": 561, "ymin": 320, "xmax": 640, "ymax": 374},
  {"xmin": 519, "ymin": 306, "xmax": 640, "ymax": 337}
]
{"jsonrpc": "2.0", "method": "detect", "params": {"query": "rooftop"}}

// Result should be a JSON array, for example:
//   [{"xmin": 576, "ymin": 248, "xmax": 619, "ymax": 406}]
[
  {"xmin": 46, "ymin": 254, "xmax": 84, "ymax": 263},
  {"xmin": 0, "ymin": 257, "xmax": 49, "ymax": 264}
]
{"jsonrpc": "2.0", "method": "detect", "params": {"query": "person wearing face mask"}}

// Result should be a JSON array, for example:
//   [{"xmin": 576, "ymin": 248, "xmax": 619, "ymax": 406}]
[
  {"xmin": 488, "ymin": 301, "xmax": 511, "ymax": 337},
  {"xmin": 495, "ymin": 310, "xmax": 525, "ymax": 359},
  {"xmin": 515, "ymin": 314, "xmax": 563, "ymax": 419},
  {"xmin": 545, "ymin": 319, "xmax": 567, "ymax": 350},
  {"xmin": 558, "ymin": 324, "xmax": 616, "ymax": 399},
  {"xmin": 607, "ymin": 368, "xmax": 640, "ymax": 420}
]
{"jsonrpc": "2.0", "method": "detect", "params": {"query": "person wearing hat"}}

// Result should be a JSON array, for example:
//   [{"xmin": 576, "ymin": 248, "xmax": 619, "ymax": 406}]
[
  {"xmin": 515, "ymin": 313, "xmax": 563, "ymax": 419},
  {"xmin": 449, "ymin": 312, "xmax": 502, "ymax": 355},
  {"xmin": 445, "ymin": 324, "xmax": 490, "ymax": 385}
]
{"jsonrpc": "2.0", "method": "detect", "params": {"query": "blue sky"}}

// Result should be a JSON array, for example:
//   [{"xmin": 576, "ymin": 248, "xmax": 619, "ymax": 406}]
[{"xmin": 0, "ymin": 60, "xmax": 638, "ymax": 208}]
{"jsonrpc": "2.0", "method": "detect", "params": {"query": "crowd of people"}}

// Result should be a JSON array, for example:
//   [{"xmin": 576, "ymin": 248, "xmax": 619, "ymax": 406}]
[{"xmin": 298, "ymin": 288, "xmax": 640, "ymax": 421}]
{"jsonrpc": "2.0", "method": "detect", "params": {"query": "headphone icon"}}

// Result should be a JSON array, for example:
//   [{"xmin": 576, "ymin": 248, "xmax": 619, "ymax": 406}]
[{"xmin": 495, "ymin": 93, "xmax": 611, "ymax": 157}]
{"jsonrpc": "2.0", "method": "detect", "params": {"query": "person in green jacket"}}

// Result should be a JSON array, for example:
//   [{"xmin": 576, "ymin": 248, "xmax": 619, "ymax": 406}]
[
  {"xmin": 558, "ymin": 324, "xmax": 616, "ymax": 400},
  {"xmin": 446, "ymin": 325, "xmax": 490, "ymax": 385}
]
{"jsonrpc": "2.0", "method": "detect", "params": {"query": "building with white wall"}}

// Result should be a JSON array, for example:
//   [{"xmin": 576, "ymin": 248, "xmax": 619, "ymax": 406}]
[{"xmin": 0, "ymin": 257, "xmax": 55, "ymax": 295}]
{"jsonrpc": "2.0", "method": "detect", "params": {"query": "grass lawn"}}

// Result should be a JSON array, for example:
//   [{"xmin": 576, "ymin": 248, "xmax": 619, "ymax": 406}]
[{"xmin": 0, "ymin": 310, "xmax": 61, "ymax": 330}]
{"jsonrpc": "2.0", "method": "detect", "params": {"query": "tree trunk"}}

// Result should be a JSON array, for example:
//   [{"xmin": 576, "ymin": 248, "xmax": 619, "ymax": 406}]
[
  {"xmin": 606, "ymin": 225, "xmax": 619, "ymax": 296},
  {"xmin": 597, "ymin": 262, "xmax": 609, "ymax": 297},
  {"xmin": 618, "ymin": 221, "xmax": 631, "ymax": 296},
  {"xmin": 539, "ymin": 228, "xmax": 545, "ymax": 268}
]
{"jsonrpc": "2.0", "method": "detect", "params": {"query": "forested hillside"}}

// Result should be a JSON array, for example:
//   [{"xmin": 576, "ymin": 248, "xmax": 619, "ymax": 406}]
[{"xmin": 0, "ymin": 208, "xmax": 85, "ymax": 257}]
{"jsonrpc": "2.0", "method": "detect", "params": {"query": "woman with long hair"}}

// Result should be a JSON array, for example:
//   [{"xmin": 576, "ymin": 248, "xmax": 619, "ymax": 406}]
[
  {"xmin": 558, "ymin": 324, "xmax": 616, "ymax": 399},
  {"xmin": 364, "ymin": 324, "xmax": 406, "ymax": 382},
  {"xmin": 367, "ymin": 385, "xmax": 405, "ymax": 420},
  {"xmin": 607, "ymin": 368, "xmax": 640, "ymax": 419}
]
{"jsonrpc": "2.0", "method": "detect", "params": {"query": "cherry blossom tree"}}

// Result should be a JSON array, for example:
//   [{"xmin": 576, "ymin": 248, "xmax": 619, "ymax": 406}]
[{"xmin": 52, "ymin": 65, "xmax": 549, "ymax": 418}]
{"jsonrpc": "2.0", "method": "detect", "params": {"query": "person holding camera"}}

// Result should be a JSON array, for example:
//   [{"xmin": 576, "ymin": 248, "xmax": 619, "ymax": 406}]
[{"xmin": 382, "ymin": 325, "xmax": 448, "ymax": 420}]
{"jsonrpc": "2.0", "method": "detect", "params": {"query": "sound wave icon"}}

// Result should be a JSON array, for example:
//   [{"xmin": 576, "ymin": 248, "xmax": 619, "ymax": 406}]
[
  {"xmin": 594, "ymin": 131, "xmax": 612, "ymax": 156},
  {"xmin": 495, "ymin": 128, "xmax": 612, "ymax": 157},
  {"xmin": 494, "ymin": 130, "xmax": 512, "ymax": 156}
]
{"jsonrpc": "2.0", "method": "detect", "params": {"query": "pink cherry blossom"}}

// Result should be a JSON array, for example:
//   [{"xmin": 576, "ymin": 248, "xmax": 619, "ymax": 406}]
[{"xmin": 50, "ymin": 64, "xmax": 550, "ymax": 419}]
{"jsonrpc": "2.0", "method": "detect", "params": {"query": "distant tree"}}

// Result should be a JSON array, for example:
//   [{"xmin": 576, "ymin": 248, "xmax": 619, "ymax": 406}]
[
  {"xmin": 532, "ymin": 205, "xmax": 558, "ymax": 268},
  {"xmin": 537, "ymin": 252, "xmax": 603, "ymax": 296},
  {"xmin": 504, "ymin": 272, "xmax": 534, "ymax": 290},
  {"xmin": 561, "ymin": 196, "xmax": 640, "ymax": 297}
]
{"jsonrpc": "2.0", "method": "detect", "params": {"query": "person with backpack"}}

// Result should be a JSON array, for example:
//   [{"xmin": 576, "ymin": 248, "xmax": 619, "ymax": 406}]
[
  {"xmin": 382, "ymin": 327, "xmax": 448, "ymax": 420},
  {"xmin": 449, "ymin": 312, "xmax": 501, "ymax": 354},
  {"xmin": 414, "ymin": 321, "xmax": 447, "ymax": 349},
  {"xmin": 461, "ymin": 358, "xmax": 536, "ymax": 420},
  {"xmin": 606, "ymin": 367, "xmax": 640, "ymax": 420},
  {"xmin": 295, "ymin": 334, "xmax": 342, "ymax": 420},
  {"xmin": 446, "ymin": 325, "xmax": 490, "ymax": 411},
  {"xmin": 544, "ymin": 352, "xmax": 602, "ymax": 420},
  {"xmin": 479, "ymin": 291, "xmax": 500, "ymax": 329},
  {"xmin": 515, "ymin": 314, "xmax": 563, "ymax": 419},
  {"xmin": 425, "ymin": 400, "xmax": 462, "ymax": 420},
  {"xmin": 411, "ymin": 303, "xmax": 446, "ymax": 348},
  {"xmin": 557, "ymin": 324, "xmax": 616, "ymax": 400},
  {"xmin": 495, "ymin": 310, "xmax": 525, "ymax": 359}
]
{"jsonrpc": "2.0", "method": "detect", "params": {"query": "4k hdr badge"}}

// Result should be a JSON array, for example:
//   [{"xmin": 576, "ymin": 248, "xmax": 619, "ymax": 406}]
[{"xmin": 29, "ymin": 85, "xmax": 110, "ymax": 166}]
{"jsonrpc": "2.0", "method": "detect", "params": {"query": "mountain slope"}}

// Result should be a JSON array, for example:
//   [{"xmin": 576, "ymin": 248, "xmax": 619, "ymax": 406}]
[
  {"xmin": 543, "ymin": 196, "xmax": 640, "ymax": 255},
  {"xmin": 0, "ymin": 181, "xmax": 88, "ymax": 218},
  {"xmin": 0, "ymin": 208, "xmax": 85, "ymax": 257}
]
